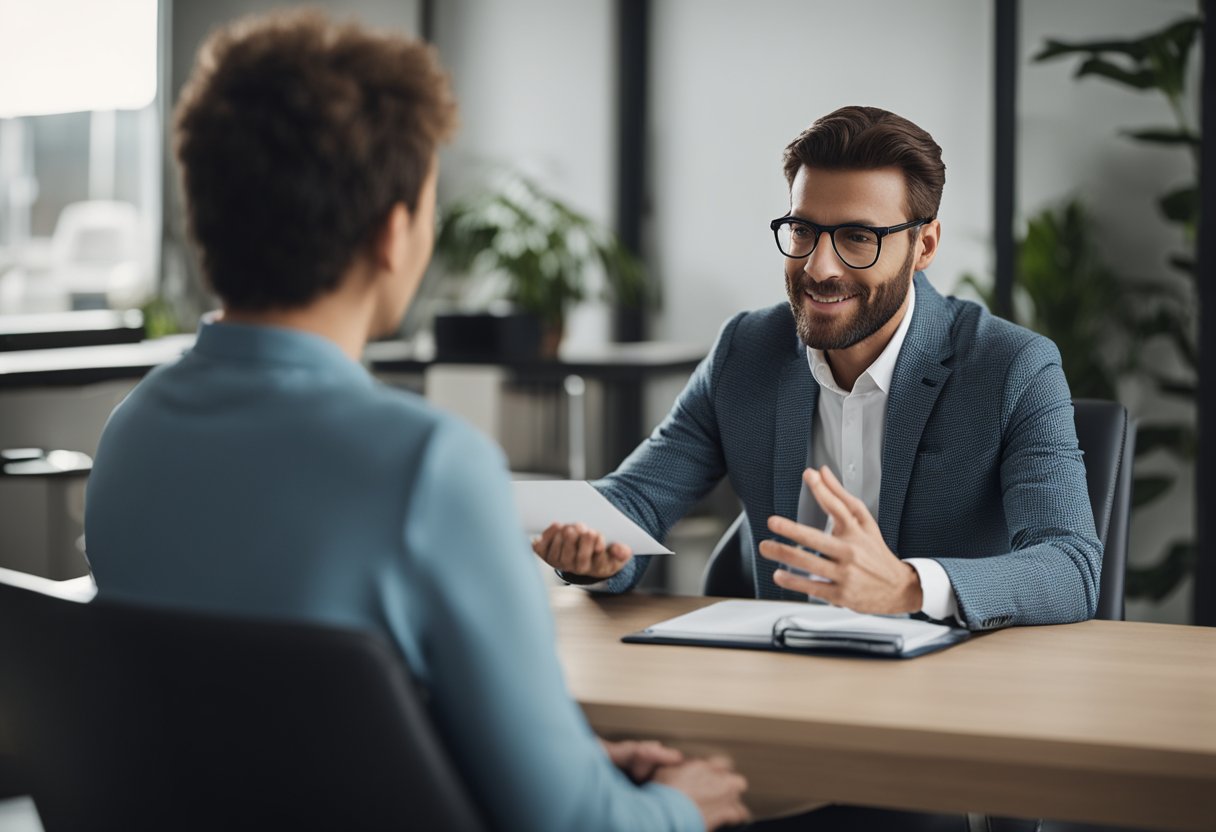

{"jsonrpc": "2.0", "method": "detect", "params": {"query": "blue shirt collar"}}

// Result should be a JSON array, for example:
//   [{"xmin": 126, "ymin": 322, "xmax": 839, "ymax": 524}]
[{"xmin": 191, "ymin": 317, "xmax": 372, "ymax": 385}]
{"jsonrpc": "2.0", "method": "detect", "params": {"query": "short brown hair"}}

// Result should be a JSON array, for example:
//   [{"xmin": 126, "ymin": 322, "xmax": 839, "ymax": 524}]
[
  {"xmin": 174, "ymin": 11, "xmax": 457, "ymax": 310},
  {"xmin": 781, "ymin": 106, "xmax": 945, "ymax": 221}
]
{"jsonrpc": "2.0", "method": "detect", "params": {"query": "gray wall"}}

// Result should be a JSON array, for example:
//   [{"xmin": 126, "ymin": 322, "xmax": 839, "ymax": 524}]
[{"xmin": 645, "ymin": 0, "xmax": 994, "ymax": 346}]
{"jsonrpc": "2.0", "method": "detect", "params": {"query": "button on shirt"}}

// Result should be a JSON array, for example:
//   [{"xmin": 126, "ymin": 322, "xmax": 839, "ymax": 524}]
[{"xmin": 804, "ymin": 282, "xmax": 960, "ymax": 622}]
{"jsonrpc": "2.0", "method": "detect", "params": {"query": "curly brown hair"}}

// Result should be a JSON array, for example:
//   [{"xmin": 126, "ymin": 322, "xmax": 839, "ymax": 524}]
[
  {"xmin": 781, "ymin": 106, "xmax": 945, "ymax": 221},
  {"xmin": 174, "ymin": 11, "xmax": 457, "ymax": 310}
]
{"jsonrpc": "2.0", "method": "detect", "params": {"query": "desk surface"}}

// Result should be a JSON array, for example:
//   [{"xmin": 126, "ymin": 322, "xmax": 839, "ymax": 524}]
[
  {"xmin": 0, "ymin": 335, "xmax": 706, "ymax": 388},
  {"xmin": 552, "ymin": 588, "xmax": 1216, "ymax": 829}
]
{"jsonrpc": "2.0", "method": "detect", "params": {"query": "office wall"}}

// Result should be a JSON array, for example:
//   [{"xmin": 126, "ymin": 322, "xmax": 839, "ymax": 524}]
[
  {"xmin": 160, "ymin": 0, "xmax": 425, "ymax": 315},
  {"xmin": 428, "ymin": 0, "xmax": 617, "ymax": 349},
  {"xmin": 645, "ymin": 0, "xmax": 995, "ymax": 347},
  {"xmin": 1020, "ymin": 0, "xmax": 1200, "ymax": 624}
]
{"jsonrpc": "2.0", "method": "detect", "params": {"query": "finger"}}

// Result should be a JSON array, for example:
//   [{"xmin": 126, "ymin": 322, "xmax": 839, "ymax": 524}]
[
  {"xmin": 606, "ymin": 542, "xmax": 633, "ymax": 562},
  {"xmin": 636, "ymin": 740, "xmax": 683, "ymax": 766},
  {"xmin": 536, "ymin": 525, "xmax": 565, "ymax": 563},
  {"xmin": 563, "ymin": 525, "xmax": 590, "ymax": 573},
  {"xmin": 819, "ymin": 466, "xmax": 877, "ymax": 529},
  {"xmin": 758, "ymin": 539, "xmax": 842, "ymax": 582},
  {"xmin": 807, "ymin": 468, "xmax": 856, "ymax": 534},
  {"xmin": 765, "ymin": 516, "xmax": 850, "ymax": 560},
  {"xmin": 731, "ymin": 796, "xmax": 753, "ymax": 824},
  {"xmin": 773, "ymin": 567, "xmax": 840, "ymax": 604},
  {"xmin": 574, "ymin": 527, "xmax": 599, "ymax": 569}
]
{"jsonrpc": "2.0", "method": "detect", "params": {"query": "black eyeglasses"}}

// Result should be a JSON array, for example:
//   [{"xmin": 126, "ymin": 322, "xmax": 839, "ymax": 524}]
[{"xmin": 769, "ymin": 216, "xmax": 933, "ymax": 270}]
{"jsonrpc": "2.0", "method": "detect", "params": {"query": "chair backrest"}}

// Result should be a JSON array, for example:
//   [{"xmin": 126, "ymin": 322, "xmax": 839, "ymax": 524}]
[
  {"xmin": 0, "ymin": 573, "xmax": 487, "ymax": 832},
  {"xmin": 701, "ymin": 399, "xmax": 1135, "ymax": 621},
  {"xmin": 1073, "ymin": 399, "xmax": 1135, "ymax": 621}
]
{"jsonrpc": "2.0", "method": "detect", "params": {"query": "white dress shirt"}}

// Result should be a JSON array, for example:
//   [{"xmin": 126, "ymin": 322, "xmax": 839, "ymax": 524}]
[{"xmin": 803, "ymin": 282, "xmax": 961, "ymax": 622}]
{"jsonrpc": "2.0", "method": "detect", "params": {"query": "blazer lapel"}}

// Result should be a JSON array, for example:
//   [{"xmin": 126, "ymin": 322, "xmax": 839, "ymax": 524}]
[
  {"xmin": 757, "ymin": 348, "xmax": 817, "ymax": 600},
  {"xmin": 878, "ymin": 274, "xmax": 954, "ymax": 553}
]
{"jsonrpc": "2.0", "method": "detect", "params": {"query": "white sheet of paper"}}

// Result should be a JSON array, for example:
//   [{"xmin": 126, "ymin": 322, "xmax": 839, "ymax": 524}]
[{"xmin": 512, "ymin": 480, "xmax": 675, "ymax": 555}]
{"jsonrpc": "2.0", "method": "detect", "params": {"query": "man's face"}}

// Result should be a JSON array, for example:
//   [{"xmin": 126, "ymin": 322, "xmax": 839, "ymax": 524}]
[{"xmin": 784, "ymin": 166, "xmax": 925, "ymax": 351}]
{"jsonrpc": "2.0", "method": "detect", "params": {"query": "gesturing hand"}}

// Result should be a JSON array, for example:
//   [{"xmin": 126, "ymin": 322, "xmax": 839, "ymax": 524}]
[
  {"xmin": 531, "ymin": 522, "xmax": 632, "ymax": 580},
  {"xmin": 600, "ymin": 738, "xmax": 683, "ymax": 783},
  {"xmin": 758, "ymin": 466, "xmax": 924, "ymax": 615}
]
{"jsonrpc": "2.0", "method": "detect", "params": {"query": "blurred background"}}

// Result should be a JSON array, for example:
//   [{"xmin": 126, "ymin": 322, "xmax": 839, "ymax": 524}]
[{"xmin": 0, "ymin": 0, "xmax": 1208, "ymax": 624}]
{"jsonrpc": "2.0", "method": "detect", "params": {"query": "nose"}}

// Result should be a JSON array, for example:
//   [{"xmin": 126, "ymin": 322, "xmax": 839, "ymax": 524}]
[{"xmin": 803, "ymin": 230, "xmax": 843, "ymax": 282}]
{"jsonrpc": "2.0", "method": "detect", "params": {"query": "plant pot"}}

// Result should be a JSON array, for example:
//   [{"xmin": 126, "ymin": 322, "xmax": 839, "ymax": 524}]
[
  {"xmin": 539, "ymin": 321, "xmax": 564, "ymax": 360},
  {"xmin": 433, "ymin": 311, "xmax": 543, "ymax": 361}
]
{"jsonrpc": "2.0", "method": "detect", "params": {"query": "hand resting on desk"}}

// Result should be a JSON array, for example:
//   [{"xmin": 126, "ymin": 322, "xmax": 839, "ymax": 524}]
[{"xmin": 532, "ymin": 522, "xmax": 633, "ymax": 580}]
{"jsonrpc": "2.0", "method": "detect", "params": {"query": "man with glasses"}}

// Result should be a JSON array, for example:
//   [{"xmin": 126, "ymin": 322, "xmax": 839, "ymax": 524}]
[{"xmin": 534, "ymin": 106, "xmax": 1100, "ymax": 632}]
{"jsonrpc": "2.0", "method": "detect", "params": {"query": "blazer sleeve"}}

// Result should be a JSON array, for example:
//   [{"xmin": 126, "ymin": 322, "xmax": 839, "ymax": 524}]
[
  {"xmin": 587, "ymin": 313, "xmax": 744, "ymax": 594},
  {"xmin": 934, "ymin": 339, "xmax": 1104, "ymax": 629},
  {"xmin": 400, "ymin": 421, "xmax": 703, "ymax": 832}
]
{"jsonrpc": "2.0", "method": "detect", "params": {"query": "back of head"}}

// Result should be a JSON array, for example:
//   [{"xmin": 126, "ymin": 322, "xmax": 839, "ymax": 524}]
[
  {"xmin": 174, "ymin": 11, "xmax": 458, "ymax": 311},
  {"xmin": 781, "ymin": 105, "xmax": 945, "ymax": 220}
]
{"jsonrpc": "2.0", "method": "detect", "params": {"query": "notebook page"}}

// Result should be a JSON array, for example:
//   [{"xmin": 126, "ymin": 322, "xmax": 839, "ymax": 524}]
[{"xmin": 644, "ymin": 600, "xmax": 822, "ymax": 644}]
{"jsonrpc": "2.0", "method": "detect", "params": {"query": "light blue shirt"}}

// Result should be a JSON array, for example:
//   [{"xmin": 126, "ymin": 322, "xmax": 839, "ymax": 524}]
[{"xmin": 85, "ymin": 320, "xmax": 701, "ymax": 832}]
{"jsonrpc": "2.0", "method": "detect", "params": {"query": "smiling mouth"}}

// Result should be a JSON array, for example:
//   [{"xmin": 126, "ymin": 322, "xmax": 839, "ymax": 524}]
[{"xmin": 805, "ymin": 290, "xmax": 858, "ymax": 304}]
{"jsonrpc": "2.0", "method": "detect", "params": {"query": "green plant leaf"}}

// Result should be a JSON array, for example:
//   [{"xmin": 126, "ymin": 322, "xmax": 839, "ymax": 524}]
[
  {"xmin": 1133, "ymin": 475, "xmax": 1173, "ymax": 508},
  {"xmin": 1122, "ymin": 127, "xmax": 1201, "ymax": 145},
  {"xmin": 1134, "ymin": 424, "xmax": 1198, "ymax": 459},
  {"xmin": 1168, "ymin": 254, "xmax": 1196, "ymax": 275},
  {"xmin": 1033, "ymin": 38, "xmax": 1149, "ymax": 62},
  {"xmin": 1125, "ymin": 540, "xmax": 1196, "ymax": 601},
  {"xmin": 1159, "ymin": 186, "xmax": 1198, "ymax": 224},
  {"xmin": 1074, "ymin": 56, "xmax": 1156, "ymax": 89}
]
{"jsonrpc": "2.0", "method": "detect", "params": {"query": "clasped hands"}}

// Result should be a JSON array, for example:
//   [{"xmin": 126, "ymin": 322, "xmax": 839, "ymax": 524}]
[
  {"xmin": 533, "ymin": 466, "xmax": 922, "ymax": 615},
  {"xmin": 600, "ymin": 739, "xmax": 750, "ymax": 829}
]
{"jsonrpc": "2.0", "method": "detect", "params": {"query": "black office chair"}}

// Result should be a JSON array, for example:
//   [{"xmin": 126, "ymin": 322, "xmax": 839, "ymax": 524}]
[
  {"xmin": 702, "ymin": 399, "xmax": 1135, "ymax": 622},
  {"xmin": 0, "ymin": 571, "xmax": 488, "ymax": 832}
]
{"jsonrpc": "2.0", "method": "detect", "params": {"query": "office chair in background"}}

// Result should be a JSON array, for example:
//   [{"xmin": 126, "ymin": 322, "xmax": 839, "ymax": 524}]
[
  {"xmin": 0, "ymin": 568, "xmax": 487, "ymax": 832},
  {"xmin": 702, "ymin": 399, "xmax": 1136, "ymax": 623}
]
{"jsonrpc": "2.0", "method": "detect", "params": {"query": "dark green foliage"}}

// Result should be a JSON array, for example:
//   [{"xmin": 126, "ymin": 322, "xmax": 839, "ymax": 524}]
[
  {"xmin": 1010, "ymin": 13, "xmax": 1204, "ymax": 603},
  {"xmin": 433, "ymin": 176, "xmax": 649, "ymax": 326}
]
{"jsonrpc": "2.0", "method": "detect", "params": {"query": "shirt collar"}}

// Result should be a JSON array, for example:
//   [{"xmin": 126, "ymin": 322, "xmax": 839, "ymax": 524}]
[
  {"xmin": 191, "ymin": 316, "xmax": 372, "ymax": 385},
  {"xmin": 806, "ymin": 278, "xmax": 916, "ymax": 396}
]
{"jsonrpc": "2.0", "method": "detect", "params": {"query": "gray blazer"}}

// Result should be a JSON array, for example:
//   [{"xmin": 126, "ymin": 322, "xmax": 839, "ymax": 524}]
[{"xmin": 593, "ymin": 273, "xmax": 1102, "ymax": 630}]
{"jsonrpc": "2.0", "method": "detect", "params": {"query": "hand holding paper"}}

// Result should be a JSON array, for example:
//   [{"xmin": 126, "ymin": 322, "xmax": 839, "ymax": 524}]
[
  {"xmin": 532, "ymin": 522, "xmax": 632, "ymax": 580},
  {"xmin": 513, "ymin": 481, "xmax": 673, "ymax": 581}
]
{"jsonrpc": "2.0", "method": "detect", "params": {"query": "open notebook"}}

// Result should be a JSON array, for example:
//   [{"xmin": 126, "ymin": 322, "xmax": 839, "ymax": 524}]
[{"xmin": 623, "ymin": 599, "xmax": 969, "ymax": 658}]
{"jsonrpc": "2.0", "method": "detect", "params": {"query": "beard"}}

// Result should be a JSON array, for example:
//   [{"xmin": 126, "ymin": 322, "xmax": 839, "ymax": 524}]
[{"xmin": 786, "ymin": 242, "xmax": 916, "ymax": 351}]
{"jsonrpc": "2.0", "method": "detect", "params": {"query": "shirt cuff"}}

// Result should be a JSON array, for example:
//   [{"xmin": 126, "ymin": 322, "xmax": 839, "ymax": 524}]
[{"xmin": 905, "ymin": 558, "xmax": 960, "ymax": 623}]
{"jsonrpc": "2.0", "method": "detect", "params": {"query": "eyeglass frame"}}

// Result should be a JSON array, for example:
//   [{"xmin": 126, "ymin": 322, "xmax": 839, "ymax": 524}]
[{"xmin": 768, "ymin": 215, "xmax": 934, "ymax": 270}]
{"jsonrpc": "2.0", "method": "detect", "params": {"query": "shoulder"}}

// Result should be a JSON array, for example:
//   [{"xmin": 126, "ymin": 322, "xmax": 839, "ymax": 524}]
[
  {"xmin": 709, "ymin": 301, "xmax": 799, "ymax": 366},
  {"xmin": 352, "ymin": 381, "xmax": 506, "ymax": 468},
  {"xmin": 936, "ymin": 288, "xmax": 1061, "ymax": 373}
]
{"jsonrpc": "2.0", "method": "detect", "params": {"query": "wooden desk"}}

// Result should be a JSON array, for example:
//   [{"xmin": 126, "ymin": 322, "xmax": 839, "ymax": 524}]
[{"xmin": 551, "ymin": 588, "xmax": 1216, "ymax": 830}]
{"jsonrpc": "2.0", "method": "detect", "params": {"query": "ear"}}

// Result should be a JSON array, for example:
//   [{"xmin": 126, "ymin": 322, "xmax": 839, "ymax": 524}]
[
  {"xmin": 370, "ymin": 202, "xmax": 412, "ymax": 273},
  {"xmin": 913, "ymin": 219, "xmax": 941, "ymax": 271}
]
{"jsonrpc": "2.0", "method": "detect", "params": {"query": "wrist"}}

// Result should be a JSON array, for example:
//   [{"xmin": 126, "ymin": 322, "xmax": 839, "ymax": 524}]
[
  {"xmin": 902, "ymin": 562, "xmax": 924, "ymax": 613},
  {"xmin": 556, "ymin": 569, "xmax": 606, "ymax": 585}
]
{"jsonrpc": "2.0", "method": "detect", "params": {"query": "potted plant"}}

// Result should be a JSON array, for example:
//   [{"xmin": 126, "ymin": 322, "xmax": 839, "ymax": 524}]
[{"xmin": 432, "ymin": 174, "xmax": 649, "ymax": 358}]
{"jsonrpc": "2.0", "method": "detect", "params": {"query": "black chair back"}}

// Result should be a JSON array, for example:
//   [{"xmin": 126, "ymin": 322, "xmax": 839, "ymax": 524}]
[
  {"xmin": 702, "ymin": 399, "xmax": 1135, "ymax": 621},
  {"xmin": 1074, "ymin": 399, "xmax": 1134, "ymax": 621},
  {"xmin": 0, "ymin": 573, "xmax": 487, "ymax": 832}
]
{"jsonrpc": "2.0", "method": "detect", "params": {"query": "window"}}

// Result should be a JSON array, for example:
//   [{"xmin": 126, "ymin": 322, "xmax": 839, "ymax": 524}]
[{"xmin": 0, "ymin": 0, "xmax": 159, "ymax": 316}]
